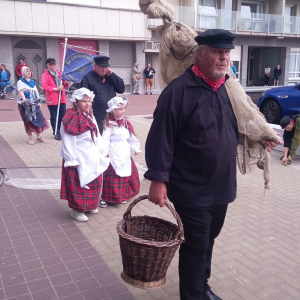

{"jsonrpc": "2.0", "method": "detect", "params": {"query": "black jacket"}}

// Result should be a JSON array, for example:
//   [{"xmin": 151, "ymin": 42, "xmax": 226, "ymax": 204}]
[
  {"xmin": 283, "ymin": 115, "xmax": 298, "ymax": 148},
  {"xmin": 274, "ymin": 68, "xmax": 282, "ymax": 76},
  {"xmin": 144, "ymin": 67, "xmax": 239, "ymax": 208},
  {"xmin": 144, "ymin": 67, "xmax": 156, "ymax": 79},
  {"xmin": 80, "ymin": 70, "xmax": 125, "ymax": 121}
]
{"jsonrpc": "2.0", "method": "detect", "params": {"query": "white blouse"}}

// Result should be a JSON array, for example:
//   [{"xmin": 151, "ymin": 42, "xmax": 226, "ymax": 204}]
[
  {"xmin": 265, "ymin": 68, "xmax": 271, "ymax": 75},
  {"xmin": 59, "ymin": 116, "xmax": 109, "ymax": 189},
  {"xmin": 101, "ymin": 121, "xmax": 142, "ymax": 177}
]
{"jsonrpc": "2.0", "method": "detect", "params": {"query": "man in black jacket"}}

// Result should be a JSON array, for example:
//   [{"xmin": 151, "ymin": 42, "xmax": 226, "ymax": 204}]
[
  {"xmin": 273, "ymin": 65, "xmax": 282, "ymax": 86},
  {"xmin": 144, "ymin": 29, "xmax": 278, "ymax": 300},
  {"xmin": 280, "ymin": 115, "xmax": 298, "ymax": 165},
  {"xmin": 80, "ymin": 56, "xmax": 125, "ymax": 134}
]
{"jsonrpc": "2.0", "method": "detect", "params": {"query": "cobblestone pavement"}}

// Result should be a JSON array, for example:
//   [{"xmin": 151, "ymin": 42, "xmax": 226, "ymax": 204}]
[{"xmin": 1, "ymin": 97, "xmax": 300, "ymax": 299}]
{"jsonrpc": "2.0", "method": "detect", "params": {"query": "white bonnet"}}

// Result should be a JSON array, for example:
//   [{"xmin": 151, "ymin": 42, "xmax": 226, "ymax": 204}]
[
  {"xmin": 71, "ymin": 88, "xmax": 95, "ymax": 103},
  {"xmin": 106, "ymin": 96, "xmax": 128, "ymax": 113}
]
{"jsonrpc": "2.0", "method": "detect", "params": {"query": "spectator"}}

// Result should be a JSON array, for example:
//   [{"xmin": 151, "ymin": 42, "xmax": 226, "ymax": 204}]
[
  {"xmin": 274, "ymin": 65, "xmax": 281, "ymax": 86},
  {"xmin": 144, "ymin": 63, "xmax": 156, "ymax": 95},
  {"xmin": 17, "ymin": 66, "xmax": 49, "ymax": 145},
  {"xmin": 15, "ymin": 58, "xmax": 28, "ymax": 80},
  {"xmin": 41, "ymin": 57, "xmax": 69, "ymax": 141},
  {"xmin": 230, "ymin": 61, "xmax": 236, "ymax": 75},
  {"xmin": 265, "ymin": 64, "xmax": 271, "ymax": 86},
  {"xmin": 80, "ymin": 56, "xmax": 125, "ymax": 134},
  {"xmin": 0, "ymin": 64, "xmax": 12, "ymax": 95},
  {"xmin": 132, "ymin": 62, "xmax": 141, "ymax": 95},
  {"xmin": 60, "ymin": 87, "xmax": 109, "ymax": 222}
]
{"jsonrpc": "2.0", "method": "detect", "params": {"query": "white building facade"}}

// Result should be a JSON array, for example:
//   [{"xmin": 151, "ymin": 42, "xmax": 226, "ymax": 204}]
[
  {"xmin": 1, "ymin": 0, "xmax": 300, "ymax": 92},
  {"xmin": 0, "ymin": 0, "xmax": 153, "ymax": 93}
]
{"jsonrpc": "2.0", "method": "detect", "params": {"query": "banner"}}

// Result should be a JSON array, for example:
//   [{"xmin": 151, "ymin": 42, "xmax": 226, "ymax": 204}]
[{"xmin": 62, "ymin": 48, "xmax": 95, "ymax": 83}]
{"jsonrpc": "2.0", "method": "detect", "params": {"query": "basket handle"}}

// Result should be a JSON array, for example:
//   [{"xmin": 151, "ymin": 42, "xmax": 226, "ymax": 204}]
[{"xmin": 123, "ymin": 195, "xmax": 185, "ymax": 241}]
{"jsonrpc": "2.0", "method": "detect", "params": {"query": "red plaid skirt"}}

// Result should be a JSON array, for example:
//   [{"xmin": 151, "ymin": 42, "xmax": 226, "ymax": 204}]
[
  {"xmin": 60, "ymin": 161, "xmax": 102, "ymax": 212},
  {"xmin": 101, "ymin": 158, "xmax": 140, "ymax": 203}
]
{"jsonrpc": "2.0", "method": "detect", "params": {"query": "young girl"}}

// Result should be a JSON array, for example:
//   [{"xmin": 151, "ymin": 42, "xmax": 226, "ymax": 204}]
[
  {"xmin": 60, "ymin": 87, "xmax": 109, "ymax": 222},
  {"xmin": 99, "ymin": 96, "xmax": 141, "ymax": 207}
]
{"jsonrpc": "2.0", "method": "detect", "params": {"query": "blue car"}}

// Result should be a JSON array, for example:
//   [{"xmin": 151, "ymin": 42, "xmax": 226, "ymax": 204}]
[{"xmin": 258, "ymin": 84, "xmax": 300, "ymax": 124}]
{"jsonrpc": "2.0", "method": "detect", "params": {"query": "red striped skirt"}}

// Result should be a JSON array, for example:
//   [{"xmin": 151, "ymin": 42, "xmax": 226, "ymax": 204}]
[
  {"xmin": 60, "ymin": 161, "xmax": 102, "ymax": 212},
  {"xmin": 101, "ymin": 158, "xmax": 140, "ymax": 203}
]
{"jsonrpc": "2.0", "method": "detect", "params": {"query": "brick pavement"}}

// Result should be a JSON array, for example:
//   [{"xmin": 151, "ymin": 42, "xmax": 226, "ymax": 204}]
[{"xmin": 1, "ymin": 103, "xmax": 300, "ymax": 299}]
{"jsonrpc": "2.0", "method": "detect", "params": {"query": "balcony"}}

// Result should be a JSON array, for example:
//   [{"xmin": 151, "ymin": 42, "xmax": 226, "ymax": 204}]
[{"xmin": 147, "ymin": 6, "xmax": 300, "ymax": 37}]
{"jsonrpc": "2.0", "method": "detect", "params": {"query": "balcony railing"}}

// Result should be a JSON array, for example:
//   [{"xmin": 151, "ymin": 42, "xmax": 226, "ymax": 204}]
[{"xmin": 147, "ymin": 6, "xmax": 300, "ymax": 36}]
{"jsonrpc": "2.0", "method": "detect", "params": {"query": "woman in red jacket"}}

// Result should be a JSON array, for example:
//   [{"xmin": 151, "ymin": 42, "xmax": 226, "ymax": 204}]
[{"xmin": 41, "ymin": 57, "xmax": 69, "ymax": 140}]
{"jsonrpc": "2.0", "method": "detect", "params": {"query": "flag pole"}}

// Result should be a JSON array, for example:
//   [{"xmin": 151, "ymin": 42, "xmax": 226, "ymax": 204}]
[{"xmin": 54, "ymin": 37, "xmax": 68, "ymax": 136}]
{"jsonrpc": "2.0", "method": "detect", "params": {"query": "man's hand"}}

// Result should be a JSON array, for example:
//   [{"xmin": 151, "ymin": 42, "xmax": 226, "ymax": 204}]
[
  {"xmin": 266, "ymin": 132, "xmax": 283, "ymax": 152},
  {"xmin": 282, "ymin": 155, "xmax": 288, "ymax": 164},
  {"xmin": 148, "ymin": 181, "xmax": 167, "ymax": 207},
  {"xmin": 266, "ymin": 140, "xmax": 280, "ymax": 152},
  {"xmin": 106, "ymin": 68, "xmax": 112, "ymax": 76}
]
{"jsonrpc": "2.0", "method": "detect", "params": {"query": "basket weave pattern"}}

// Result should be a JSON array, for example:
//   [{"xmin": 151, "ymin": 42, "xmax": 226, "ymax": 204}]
[{"xmin": 117, "ymin": 195, "xmax": 184, "ymax": 289}]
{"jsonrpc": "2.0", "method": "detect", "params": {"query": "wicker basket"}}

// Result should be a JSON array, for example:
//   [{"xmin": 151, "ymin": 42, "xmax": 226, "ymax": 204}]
[{"xmin": 116, "ymin": 195, "xmax": 185, "ymax": 289}]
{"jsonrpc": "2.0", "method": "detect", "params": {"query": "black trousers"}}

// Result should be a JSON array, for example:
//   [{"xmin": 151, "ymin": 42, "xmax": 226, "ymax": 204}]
[
  {"xmin": 97, "ymin": 119, "xmax": 104, "ymax": 135},
  {"xmin": 174, "ymin": 203, "xmax": 228, "ymax": 300},
  {"xmin": 47, "ymin": 103, "xmax": 66, "ymax": 135},
  {"xmin": 264, "ymin": 75, "xmax": 270, "ymax": 85}
]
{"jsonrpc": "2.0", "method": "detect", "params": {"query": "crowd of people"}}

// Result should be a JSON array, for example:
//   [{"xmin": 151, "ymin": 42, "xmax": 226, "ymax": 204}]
[{"xmin": 7, "ymin": 29, "xmax": 295, "ymax": 300}]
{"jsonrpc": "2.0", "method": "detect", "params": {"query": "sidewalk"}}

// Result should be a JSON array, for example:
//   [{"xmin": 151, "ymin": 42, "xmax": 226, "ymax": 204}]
[{"xmin": 1, "ymin": 100, "xmax": 300, "ymax": 299}]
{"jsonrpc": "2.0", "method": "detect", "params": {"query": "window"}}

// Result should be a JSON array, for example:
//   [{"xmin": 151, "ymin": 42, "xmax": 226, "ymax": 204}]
[
  {"xmin": 199, "ymin": 0, "xmax": 218, "ymax": 29},
  {"xmin": 285, "ymin": 5, "xmax": 295, "ymax": 33},
  {"xmin": 241, "ymin": 1, "xmax": 262, "ymax": 19},
  {"xmin": 199, "ymin": 0, "xmax": 217, "ymax": 14},
  {"xmin": 289, "ymin": 51, "xmax": 300, "ymax": 79}
]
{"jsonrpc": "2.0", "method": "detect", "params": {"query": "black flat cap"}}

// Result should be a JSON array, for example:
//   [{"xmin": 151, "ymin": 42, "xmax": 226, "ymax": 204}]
[
  {"xmin": 94, "ymin": 56, "xmax": 110, "ymax": 67},
  {"xmin": 195, "ymin": 29, "xmax": 235, "ymax": 49},
  {"xmin": 280, "ymin": 116, "xmax": 291, "ymax": 129},
  {"xmin": 46, "ymin": 57, "xmax": 56, "ymax": 64}
]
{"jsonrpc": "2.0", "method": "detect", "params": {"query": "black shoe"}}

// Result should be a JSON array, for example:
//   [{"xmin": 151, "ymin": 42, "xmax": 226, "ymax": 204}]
[
  {"xmin": 150, "ymin": 92, "xmax": 152, "ymax": 95},
  {"xmin": 55, "ymin": 133, "xmax": 62, "ymax": 141},
  {"xmin": 136, "ymin": 92, "xmax": 140, "ymax": 95},
  {"xmin": 145, "ymin": 92, "xmax": 148, "ymax": 95},
  {"xmin": 206, "ymin": 289, "xmax": 223, "ymax": 300}
]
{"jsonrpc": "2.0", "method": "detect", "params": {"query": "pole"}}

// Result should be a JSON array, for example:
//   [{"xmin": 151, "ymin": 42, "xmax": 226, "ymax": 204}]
[{"xmin": 54, "ymin": 37, "xmax": 68, "ymax": 136}]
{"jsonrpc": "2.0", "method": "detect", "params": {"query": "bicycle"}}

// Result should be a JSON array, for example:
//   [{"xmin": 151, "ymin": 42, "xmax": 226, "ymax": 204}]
[
  {"xmin": 0, "ymin": 84, "xmax": 18, "ymax": 100},
  {"xmin": 33, "ymin": 79, "xmax": 45, "ymax": 96}
]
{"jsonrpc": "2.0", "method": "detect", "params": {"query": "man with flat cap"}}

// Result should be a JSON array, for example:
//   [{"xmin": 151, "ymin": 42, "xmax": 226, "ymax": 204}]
[
  {"xmin": 80, "ymin": 56, "xmax": 125, "ymax": 134},
  {"xmin": 280, "ymin": 115, "xmax": 299, "ymax": 165},
  {"xmin": 144, "ymin": 29, "xmax": 279, "ymax": 300}
]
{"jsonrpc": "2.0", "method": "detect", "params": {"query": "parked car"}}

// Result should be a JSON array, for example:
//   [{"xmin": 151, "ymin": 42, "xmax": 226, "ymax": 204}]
[{"xmin": 258, "ymin": 84, "xmax": 300, "ymax": 124}]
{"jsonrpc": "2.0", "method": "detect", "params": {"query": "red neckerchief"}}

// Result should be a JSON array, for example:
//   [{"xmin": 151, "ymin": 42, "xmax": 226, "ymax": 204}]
[
  {"xmin": 93, "ymin": 67, "xmax": 105, "ymax": 83},
  {"xmin": 110, "ymin": 116, "xmax": 135, "ymax": 135},
  {"xmin": 62, "ymin": 109, "xmax": 98, "ymax": 143},
  {"xmin": 291, "ymin": 119, "xmax": 295, "ymax": 127},
  {"xmin": 192, "ymin": 64, "xmax": 225, "ymax": 91}
]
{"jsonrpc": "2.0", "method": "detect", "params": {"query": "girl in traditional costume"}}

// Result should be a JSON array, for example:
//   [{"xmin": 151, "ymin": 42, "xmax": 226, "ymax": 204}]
[
  {"xmin": 17, "ymin": 66, "xmax": 49, "ymax": 144},
  {"xmin": 99, "ymin": 96, "xmax": 141, "ymax": 208},
  {"xmin": 60, "ymin": 88, "xmax": 109, "ymax": 222}
]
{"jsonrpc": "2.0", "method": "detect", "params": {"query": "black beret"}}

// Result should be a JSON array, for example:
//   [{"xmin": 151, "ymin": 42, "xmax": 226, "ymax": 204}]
[
  {"xmin": 195, "ymin": 29, "xmax": 235, "ymax": 49},
  {"xmin": 280, "ymin": 116, "xmax": 291, "ymax": 129},
  {"xmin": 94, "ymin": 56, "xmax": 110, "ymax": 67},
  {"xmin": 46, "ymin": 57, "xmax": 56, "ymax": 64}
]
